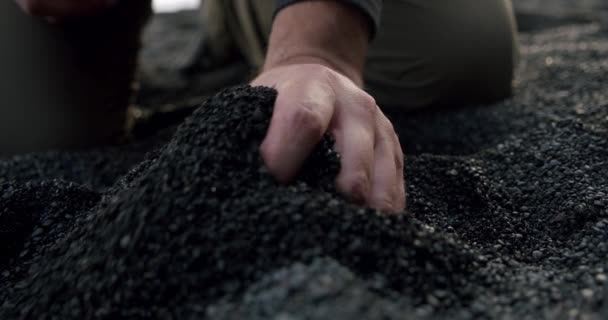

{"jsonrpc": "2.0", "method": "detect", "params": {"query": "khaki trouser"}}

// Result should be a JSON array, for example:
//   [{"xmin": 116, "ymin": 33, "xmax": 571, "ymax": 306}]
[
  {"xmin": 0, "ymin": 0, "xmax": 518, "ymax": 155},
  {"xmin": 205, "ymin": 0, "xmax": 519, "ymax": 108}
]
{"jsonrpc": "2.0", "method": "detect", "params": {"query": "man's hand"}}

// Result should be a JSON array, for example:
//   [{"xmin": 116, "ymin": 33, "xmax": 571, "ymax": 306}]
[
  {"xmin": 253, "ymin": 64, "xmax": 405, "ymax": 213},
  {"xmin": 15, "ymin": 0, "xmax": 115, "ymax": 17},
  {"xmin": 254, "ymin": 1, "xmax": 406, "ymax": 213}
]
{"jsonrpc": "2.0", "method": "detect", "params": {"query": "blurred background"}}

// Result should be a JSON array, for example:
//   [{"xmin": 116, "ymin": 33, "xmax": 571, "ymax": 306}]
[{"xmin": 153, "ymin": 0, "xmax": 198, "ymax": 12}]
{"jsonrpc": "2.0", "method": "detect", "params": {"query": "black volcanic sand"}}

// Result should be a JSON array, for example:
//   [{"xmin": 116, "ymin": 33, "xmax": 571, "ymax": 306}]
[{"xmin": 1, "ymin": 11, "xmax": 608, "ymax": 320}]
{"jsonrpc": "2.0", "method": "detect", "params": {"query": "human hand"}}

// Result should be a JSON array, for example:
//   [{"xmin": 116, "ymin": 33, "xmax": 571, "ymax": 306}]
[
  {"xmin": 15, "ymin": 0, "xmax": 116, "ymax": 17},
  {"xmin": 252, "ymin": 64, "xmax": 406, "ymax": 213}
]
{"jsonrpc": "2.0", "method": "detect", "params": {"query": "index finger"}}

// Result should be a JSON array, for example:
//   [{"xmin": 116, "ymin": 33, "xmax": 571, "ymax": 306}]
[{"xmin": 258, "ymin": 80, "xmax": 336, "ymax": 183}]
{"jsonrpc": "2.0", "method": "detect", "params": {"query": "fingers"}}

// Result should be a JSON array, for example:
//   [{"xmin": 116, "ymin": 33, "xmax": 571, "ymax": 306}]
[
  {"xmin": 259, "ymin": 80, "xmax": 336, "ymax": 183},
  {"xmin": 334, "ymin": 120, "xmax": 376, "ymax": 205},
  {"xmin": 368, "ymin": 114, "xmax": 406, "ymax": 213},
  {"xmin": 333, "ymin": 92, "xmax": 405, "ymax": 213},
  {"xmin": 252, "ymin": 64, "xmax": 406, "ymax": 214},
  {"xmin": 17, "ymin": 0, "xmax": 114, "ymax": 17},
  {"xmin": 334, "ymin": 94, "xmax": 376, "ymax": 205}
]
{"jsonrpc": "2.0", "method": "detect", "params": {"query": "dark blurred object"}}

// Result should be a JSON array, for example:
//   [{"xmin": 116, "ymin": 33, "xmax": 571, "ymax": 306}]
[{"xmin": 0, "ymin": 0, "xmax": 152, "ymax": 156}]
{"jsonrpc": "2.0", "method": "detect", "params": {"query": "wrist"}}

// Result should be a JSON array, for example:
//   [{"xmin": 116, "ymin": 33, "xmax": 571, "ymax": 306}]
[
  {"xmin": 263, "ymin": 52, "xmax": 364, "ymax": 87},
  {"xmin": 262, "ymin": 1, "xmax": 369, "ymax": 87}
]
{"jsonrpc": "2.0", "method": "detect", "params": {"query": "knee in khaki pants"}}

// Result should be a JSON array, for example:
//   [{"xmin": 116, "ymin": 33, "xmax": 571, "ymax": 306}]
[
  {"xmin": 0, "ymin": 0, "xmax": 151, "ymax": 156},
  {"xmin": 365, "ymin": 0, "xmax": 520, "ymax": 109}
]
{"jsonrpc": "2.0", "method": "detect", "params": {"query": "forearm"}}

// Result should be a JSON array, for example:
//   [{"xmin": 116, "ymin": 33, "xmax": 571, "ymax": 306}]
[{"xmin": 263, "ymin": 1, "xmax": 371, "ymax": 86}]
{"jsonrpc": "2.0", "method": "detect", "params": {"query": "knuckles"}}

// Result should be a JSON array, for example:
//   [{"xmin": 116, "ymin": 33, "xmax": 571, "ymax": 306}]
[
  {"xmin": 361, "ymin": 93, "xmax": 377, "ymax": 111},
  {"xmin": 259, "ymin": 141, "xmax": 292, "ymax": 184},
  {"xmin": 337, "ymin": 172, "xmax": 371, "ymax": 205},
  {"xmin": 355, "ymin": 93, "xmax": 378, "ymax": 119},
  {"xmin": 289, "ymin": 103, "xmax": 326, "ymax": 140}
]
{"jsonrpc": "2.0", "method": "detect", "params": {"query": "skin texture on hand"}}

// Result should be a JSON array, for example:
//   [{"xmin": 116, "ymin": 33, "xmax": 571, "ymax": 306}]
[
  {"xmin": 15, "ymin": 0, "xmax": 115, "ymax": 17},
  {"xmin": 254, "ymin": 1, "xmax": 406, "ymax": 213},
  {"xmin": 252, "ymin": 65, "xmax": 406, "ymax": 213}
]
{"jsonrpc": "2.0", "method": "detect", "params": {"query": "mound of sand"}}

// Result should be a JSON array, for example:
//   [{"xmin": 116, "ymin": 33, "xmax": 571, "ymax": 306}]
[{"xmin": 1, "ymin": 4, "xmax": 607, "ymax": 320}]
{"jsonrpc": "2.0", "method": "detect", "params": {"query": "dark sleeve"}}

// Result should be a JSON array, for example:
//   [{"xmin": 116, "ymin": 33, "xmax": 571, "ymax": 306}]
[{"xmin": 274, "ymin": 0, "xmax": 383, "ymax": 39}]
